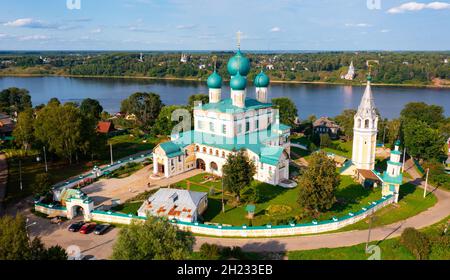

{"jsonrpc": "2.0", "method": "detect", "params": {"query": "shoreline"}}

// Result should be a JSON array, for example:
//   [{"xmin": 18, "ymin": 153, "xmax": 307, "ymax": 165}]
[{"xmin": 1, "ymin": 73, "xmax": 450, "ymax": 89}]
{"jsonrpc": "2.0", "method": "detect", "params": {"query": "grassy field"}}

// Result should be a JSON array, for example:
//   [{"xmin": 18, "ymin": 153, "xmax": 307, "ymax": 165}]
[
  {"xmin": 288, "ymin": 215, "xmax": 450, "ymax": 260},
  {"xmin": 340, "ymin": 183, "xmax": 437, "ymax": 231},
  {"xmin": 322, "ymin": 140, "xmax": 353, "ymax": 159},
  {"xmin": 111, "ymin": 201, "xmax": 143, "ymax": 215},
  {"xmin": 173, "ymin": 173, "xmax": 385, "ymax": 227}
]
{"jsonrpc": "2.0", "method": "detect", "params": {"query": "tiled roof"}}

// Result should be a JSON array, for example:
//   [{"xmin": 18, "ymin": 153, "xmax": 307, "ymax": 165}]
[{"xmin": 97, "ymin": 121, "xmax": 114, "ymax": 134}]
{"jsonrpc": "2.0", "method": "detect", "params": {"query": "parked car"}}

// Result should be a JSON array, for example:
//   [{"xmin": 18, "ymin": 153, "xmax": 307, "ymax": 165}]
[
  {"xmin": 79, "ymin": 223, "xmax": 97, "ymax": 234},
  {"xmin": 93, "ymin": 224, "xmax": 111, "ymax": 235},
  {"xmin": 68, "ymin": 221, "xmax": 85, "ymax": 232}
]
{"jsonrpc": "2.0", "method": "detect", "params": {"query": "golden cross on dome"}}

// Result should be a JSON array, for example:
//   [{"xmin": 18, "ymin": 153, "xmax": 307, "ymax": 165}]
[{"xmin": 236, "ymin": 30, "xmax": 243, "ymax": 49}]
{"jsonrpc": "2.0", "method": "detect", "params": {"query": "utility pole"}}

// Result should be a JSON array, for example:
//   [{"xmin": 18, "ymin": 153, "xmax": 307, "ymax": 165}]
[
  {"xmin": 221, "ymin": 177, "xmax": 225, "ymax": 213},
  {"xmin": 366, "ymin": 210, "xmax": 375, "ymax": 252},
  {"xmin": 423, "ymin": 168, "xmax": 429, "ymax": 198},
  {"xmin": 382, "ymin": 126, "xmax": 387, "ymax": 146},
  {"xmin": 43, "ymin": 146, "xmax": 48, "ymax": 173},
  {"xmin": 110, "ymin": 143, "xmax": 113, "ymax": 165},
  {"xmin": 19, "ymin": 160, "xmax": 23, "ymax": 191},
  {"xmin": 401, "ymin": 148, "xmax": 407, "ymax": 173}
]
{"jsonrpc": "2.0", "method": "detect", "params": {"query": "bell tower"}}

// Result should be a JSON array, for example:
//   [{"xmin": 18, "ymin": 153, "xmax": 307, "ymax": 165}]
[{"xmin": 351, "ymin": 75, "xmax": 378, "ymax": 170}]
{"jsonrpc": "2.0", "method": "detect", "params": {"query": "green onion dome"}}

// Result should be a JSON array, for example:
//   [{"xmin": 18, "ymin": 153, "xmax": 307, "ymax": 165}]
[
  {"xmin": 395, "ymin": 139, "xmax": 401, "ymax": 146},
  {"xmin": 227, "ymin": 50, "xmax": 251, "ymax": 76},
  {"xmin": 253, "ymin": 70, "xmax": 270, "ymax": 87},
  {"xmin": 230, "ymin": 72, "xmax": 247, "ymax": 90},
  {"xmin": 207, "ymin": 71, "xmax": 222, "ymax": 89}
]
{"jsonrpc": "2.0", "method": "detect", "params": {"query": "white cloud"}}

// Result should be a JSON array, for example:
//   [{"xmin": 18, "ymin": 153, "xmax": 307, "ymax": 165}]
[
  {"xmin": 90, "ymin": 28, "xmax": 102, "ymax": 34},
  {"xmin": 18, "ymin": 35, "xmax": 49, "ymax": 41},
  {"xmin": 4, "ymin": 18, "xmax": 57, "ymax": 29},
  {"xmin": 345, "ymin": 23, "xmax": 372, "ymax": 27},
  {"xmin": 176, "ymin": 24, "xmax": 196, "ymax": 30},
  {"xmin": 387, "ymin": 1, "xmax": 450, "ymax": 14},
  {"xmin": 381, "ymin": 29, "xmax": 391, "ymax": 33},
  {"xmin": 269, "ymin": 27, "xmax": 281, "ymax": 32}
]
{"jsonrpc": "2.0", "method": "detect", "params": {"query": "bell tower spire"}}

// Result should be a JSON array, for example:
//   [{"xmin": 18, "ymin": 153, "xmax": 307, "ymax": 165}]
[{"xmin": 351, "ymin": 73, "xmax": 379, "ymax": 171}]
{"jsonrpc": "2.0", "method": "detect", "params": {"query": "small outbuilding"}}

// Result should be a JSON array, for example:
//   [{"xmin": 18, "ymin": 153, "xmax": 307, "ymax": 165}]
[{"xmin": 137, "ymin": 188, "xmax": 208, "ymax": 223}]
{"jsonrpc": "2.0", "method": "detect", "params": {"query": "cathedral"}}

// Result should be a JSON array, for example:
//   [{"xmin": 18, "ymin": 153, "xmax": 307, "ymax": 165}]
[{"xmin": 152, "ymin": 39, "xmax": 294, "ymax": 187}]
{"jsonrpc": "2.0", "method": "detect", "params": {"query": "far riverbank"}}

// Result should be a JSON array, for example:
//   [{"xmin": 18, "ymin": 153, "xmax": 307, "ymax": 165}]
[{"xmin": 1, "ymin": 73, "xmax": 449, "ymax": 89}]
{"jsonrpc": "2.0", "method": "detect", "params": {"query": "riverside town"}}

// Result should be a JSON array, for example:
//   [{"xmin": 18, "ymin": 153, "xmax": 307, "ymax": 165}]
[{"xmin": 0, "ymin": 0, "xmax": 449, "ymax": 274}]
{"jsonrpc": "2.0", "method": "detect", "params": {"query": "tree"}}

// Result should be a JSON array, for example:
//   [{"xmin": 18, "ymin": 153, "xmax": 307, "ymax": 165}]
[
  {"xmin": 120, "ymin": 92, "xmax": 163, "ymax": 130},
  {"xmin": 239, "ymin": 184, "xmax": 260, "ymax": 203},
  {"xmin": 319, "ymin": 133, "xmax": 332, "ymax": 148},
  {"xmin": 272, "ymin": 97, "xmax": 298, "ymax": 126},
  {"xmin": 188, "ymin": 94, "xmax": 209, "ymax": 108},
  {"xmin": 152, "ymin": 105, "xmax": 186, "ymax": 136},
  {"xmin": 400, "ymin": 228, "xmax": 430, "ymax": 260},
  {"xmin": 0, "ymin": 87, "xmax": 32, "ymax": 115},
  {"xmin": 80, "ymin": 98, "xmax": 103, "ymax": 121},
  {"xmin": 222, "ymin": 150, "xmax": 256, "ymax": 201},
  {"xmin": 13, "ymin": 108, "xmax": 34, "ymax": 150},
  {"xmin": 199, "ymin": 243, "xmax": 222, "ymax": 260},
  {"xmin": 112, "ymin": 217, "xmax": 194, "ymax": 260},
  {"xmin": 335, "ymin": 109, "xmax": 356, "ymax": 140},
  {"xmin": 400, "ymin": 102, "xmax": 445, "ymax": 129},
  {"xmin": 0, "ymin": 215, "xmax": 31, "ymax": 260},
  {"xmin": 298, "ymin": 151, "xmax": 340, "ymax": 214},
  {"xmin": 403, "ymin": 120, "xmax": 444, "ymax": 160},
  {"xmin": 33, "ymin": 173, "xmax": 52, "ymax": 197},
  {"xmin": 34, "ymin": 102, "xmax": 83, "ymax": 164},
  {"xmin": 386, "ymin": 118, "xmax": 401, "ymax": 146}
]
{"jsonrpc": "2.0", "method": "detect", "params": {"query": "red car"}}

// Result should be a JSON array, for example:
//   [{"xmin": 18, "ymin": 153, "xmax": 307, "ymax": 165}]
[{"xmin": 79, "ymin": 222, "xmax": 97, "ymax": 234}]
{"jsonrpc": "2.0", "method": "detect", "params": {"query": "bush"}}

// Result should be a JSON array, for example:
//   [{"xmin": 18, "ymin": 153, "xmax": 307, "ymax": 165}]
[
  {"xmin": 400, "ymin": 227, "xmax": 430, "ymax": 260},
  {"xmin": 199, "ymin": 243, "xmax": 221, "ymax": 260}
]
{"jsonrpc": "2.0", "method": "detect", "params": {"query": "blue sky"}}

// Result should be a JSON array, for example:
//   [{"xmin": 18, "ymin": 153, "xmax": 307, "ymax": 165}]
[{"xmin": 0, "ymin": 0, "xmax": 449, "ymax": 51}]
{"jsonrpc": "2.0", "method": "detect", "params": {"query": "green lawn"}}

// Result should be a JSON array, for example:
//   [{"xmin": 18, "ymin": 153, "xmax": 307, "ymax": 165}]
[
  {"xmin": 5, "ymin": 156, "xmax": 90, "ymax": 203},
  {"xmin": 111, "ymin": 201, "xmax": 143, "ymax": 215},
  {"xmin": 290, "ymin": 135, "xmax": 311, "ymax": 147},
  {"xmin": 288, "ymin": 238, "xmax": 415, "ymax": 260},
  {"xmin": 340, "ymin": 183, "xmax": 437, "ymax": 231},
  {"xmin": 288, "ymin": 215, "xmax": 450, "ymax": 260},
  {"xmin": 174, "ymin": 173, "xmax": 386, "ymax": 227},
  {"xmin": 4, "ymin": 135, "xmax": 162, "ymax": 204},
  {"xmin": 322, "ymin": 140, "xmax": 353, "ymax": 159}
]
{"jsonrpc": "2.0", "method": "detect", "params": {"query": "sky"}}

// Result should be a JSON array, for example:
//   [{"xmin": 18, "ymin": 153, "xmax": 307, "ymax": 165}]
[{"xmin": 0, "ymin": 0, "xmax": 449, "ymax": 51}]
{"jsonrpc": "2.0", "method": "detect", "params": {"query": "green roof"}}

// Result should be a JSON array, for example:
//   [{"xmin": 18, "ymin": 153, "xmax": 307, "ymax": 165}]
[
  {"xmin": 159, "ymin": 141, "xmax": 185, "ymax": 158},
  {"xmin": 278, "ymin": 123, "xmax": 291, "ymax": 131},
  {"xmin": 197, "ymin": 98, "xmax": 272, "ymax": 113},
  {"xmin": 391, "ymin": 150, "xmax": 402, "ymax": 155},
  {"xmin": 382, "ymin": 173, "xmax": 403, "ymax": 185},
  {"xmin": 387, "ymin": 160, "xmax": 402, "ymax": 167},
  {"xmin": 260, "ymin": 146, "xmax": 285, "ymax": 165},
  {"xmin": 166, "ymin": 127, "xmax": 287, "ymax": 165}
]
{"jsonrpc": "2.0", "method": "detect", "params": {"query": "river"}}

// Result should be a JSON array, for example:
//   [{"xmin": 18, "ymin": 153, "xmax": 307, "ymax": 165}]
[{"xmin": 1, "ymin": 76, "xmax": 449, "ymax": 119}]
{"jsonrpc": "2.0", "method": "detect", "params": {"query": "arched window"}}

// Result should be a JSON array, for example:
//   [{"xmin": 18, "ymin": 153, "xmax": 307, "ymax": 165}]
[
  {"xmin": 222, "ymin": 151, "xmax": 226, "ymax": 158},
  {"xmin": 215, "ymin": 150, "xmax": 219, "ymax": 156},
  {"xmin": 364, "ymin": 119, "xmax": 369, "ymax": 129},
  {"xmin": 210, "ymin": 162, "xmax": 218, "ymax": 171},
  {"xmin": 357, "ymin": 118, "xmax": 362, "ymax": 128},
  {"xmin": 202, "ymin": 147, "xmax": 207, "ymax": 153},
  {"xmin": 209, "ymin": 148, "xmax": 213, "ymax": 155},
  {"xmin": 195, "ymin": 145, "xmax": 199, "ymax": 152}
]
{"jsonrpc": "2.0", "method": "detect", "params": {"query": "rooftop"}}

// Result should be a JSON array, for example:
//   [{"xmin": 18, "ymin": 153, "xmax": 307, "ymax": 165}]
[{"xmin": 196, "ymin": 98, "xmax": 273, "ymax": 113}]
